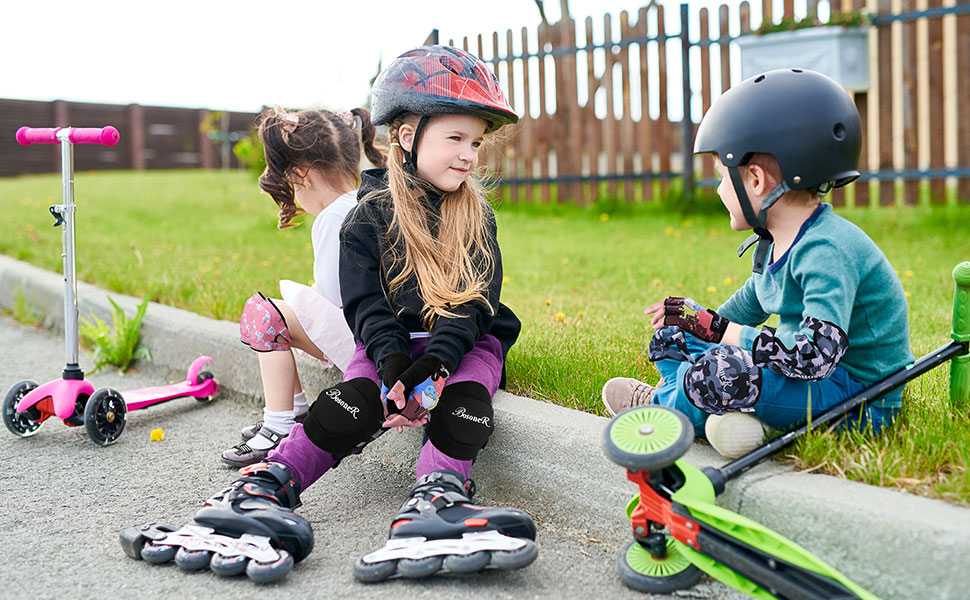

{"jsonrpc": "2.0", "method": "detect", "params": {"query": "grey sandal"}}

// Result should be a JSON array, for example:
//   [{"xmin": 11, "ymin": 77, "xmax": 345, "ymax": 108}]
[{"xmin": 222, "ymin": 427, "xmax": 285, "ymax": 468}]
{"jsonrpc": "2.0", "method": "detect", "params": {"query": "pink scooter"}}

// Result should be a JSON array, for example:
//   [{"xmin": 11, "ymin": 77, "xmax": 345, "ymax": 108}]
[{"xmin": 2, "ymin": 126, "xmax": 218, "ymax": 446}]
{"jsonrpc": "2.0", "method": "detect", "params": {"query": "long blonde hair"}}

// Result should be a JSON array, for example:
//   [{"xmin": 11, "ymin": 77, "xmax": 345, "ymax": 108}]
[{"xmin": 382, "ymin": 115, "xmax": 496, "ymax": 329}]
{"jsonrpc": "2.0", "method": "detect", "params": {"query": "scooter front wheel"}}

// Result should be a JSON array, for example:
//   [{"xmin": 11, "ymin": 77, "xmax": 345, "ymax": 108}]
[
  {"xmin": 3, "ymin": 380, "xmax": 42, "ymax": 437},
  {"xmin": 617, "ymin": 538, "xmax": 703, "ymax": 593},
  {"xmin": 84, "ymin": 387, "xmax": 127, "ymax": 446},
  {"xmin": 195, "ymin": 370, "xmax": 216, "ymax": 402},
  {"xmin": 604, "ymin": 405, "xmax": 693, "ymax": 471}
]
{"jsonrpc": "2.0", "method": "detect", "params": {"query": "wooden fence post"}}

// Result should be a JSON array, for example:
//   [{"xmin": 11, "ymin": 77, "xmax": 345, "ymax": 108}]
[{"xmin": 680, "ymin": 3, "xmax": 695, "ymax": 207}]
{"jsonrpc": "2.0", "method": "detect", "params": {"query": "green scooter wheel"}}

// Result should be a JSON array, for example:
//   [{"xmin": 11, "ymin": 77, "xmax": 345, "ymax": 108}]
[
  {"xmin": 617, "ymin": 538, "xmax": 703, "ymax": 593},
  {"xmin": 604, "ymin": 405, "xmax": 693, "ymax": 471}
]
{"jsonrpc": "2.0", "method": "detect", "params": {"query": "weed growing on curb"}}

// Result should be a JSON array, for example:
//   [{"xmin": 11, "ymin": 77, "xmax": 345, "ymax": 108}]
[
  {"xmin": 7, "ymin": 287, "xmax": 43, "ymax": 326},
  {"xmin": 79, "ymin": 294, "xmax": 151, "ymax": 374}
]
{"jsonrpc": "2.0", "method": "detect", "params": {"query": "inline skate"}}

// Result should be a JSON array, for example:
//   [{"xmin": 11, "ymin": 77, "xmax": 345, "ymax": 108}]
[
  {"xmin": 120, "ymin": 462, "xmax": 313, "ymax": 583},
  {"xmin": 354, "ymin": 469, "xmax": 538, "ymax": 581}
]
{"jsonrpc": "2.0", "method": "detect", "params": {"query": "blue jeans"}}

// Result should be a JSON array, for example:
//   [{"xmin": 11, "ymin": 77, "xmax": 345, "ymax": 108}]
[{"xmin": 651, "ymin": 333, "xmax": 900, "ymax": 438}]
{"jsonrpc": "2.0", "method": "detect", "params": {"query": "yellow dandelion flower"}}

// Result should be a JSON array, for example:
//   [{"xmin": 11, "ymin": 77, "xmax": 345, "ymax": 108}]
[
  {"xmin": 214, "ymin": 269, "xmax": 221, "ymax": 276},
  {"xmin": 600, "ymin": 213, "xmax": 610, "ymax": 221},
  {"xmin": 904, "ymin": 270, "xmax": 914, "ymax": 278},
  {"xmin": 709, "ymin": 228, "xmax": 718, "ymax": 236},
  {"xmin": 555, "ymin": 312, "xmax": 565, "ymax": 322},
  {"xmin": 674, "ymin": 230, "xmax": 683, "ymax": 238},
  {"xmin": 916, "ymin": 257, "xmax": 926, "ymax": 265},
  {"xmin": 561, "ymin": 258, "xmax": 569, "ymax": 265},
  {"xmin": 706, "ymin": 286, "xmax": 717, "ymax": 293},
  {"xmin": 308, "ymin": 279, "xmax": 315, "ymax": 286},
  {"xmin": 652, "ymin": 278, "xmax": 662, "ymax": 287},
  {"xmin": 21, "ymin": 198, "xmax": 31, "ymax": 206},
  {"xmin": 231, "ymin": 253, "xmax": 240, "ymax": 261},
  {"xmin": 723, "ymin": 277, "xmax": 734, "ymax": 286},
  {"xmin": 676, "ymin": 283, "xmax": 684, "ymax": 289},
  {"xmin": 502, "ymin": 276, "xmax": 510, "ymax": 284},
  {"xmin": 284, "ymin": 255, "xmax": 292, "ymax": 263},
  {"xmin": 305, "ymin": 242, "xmax": 312, "ymax": 250},
  {"xmin": 149, "ymin": 428, "xmax": 165, "ymax": 442},
  {"xmin": 213, "ymin": 256, "xmax": 221, "ymax": 263},
  {"xmin": 545, "ymin": 298, "xmax": 551, "ymax": 306},
  {"xmin": 681, "ymin": 220, "xmax": 693, "ymax": 227},
  {"xmin": 905, "ymin": 291, "xmax": 911, "ymax": 298},
  {"xmin": 665, "ymin": 226, "xmax": 674, "ymax": 235},
  {"xmin": 261, "ymin": 260, "xmax": 270, "ymax": 267},
  {"xmin": 577, "ymin": 311, "xmax": 585, "ymax": 318}
]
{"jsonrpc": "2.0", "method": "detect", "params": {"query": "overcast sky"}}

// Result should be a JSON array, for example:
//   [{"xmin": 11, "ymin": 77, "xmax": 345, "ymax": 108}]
[{"xmin": 2, "ymin": 0, "xmax": 785, "ymax": 115}]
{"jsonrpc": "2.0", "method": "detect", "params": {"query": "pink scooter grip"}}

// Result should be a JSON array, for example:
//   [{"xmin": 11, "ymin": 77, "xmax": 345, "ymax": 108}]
[{"xmin": 16, "ymin": 126, "xmax": 120, "ymax": 146}]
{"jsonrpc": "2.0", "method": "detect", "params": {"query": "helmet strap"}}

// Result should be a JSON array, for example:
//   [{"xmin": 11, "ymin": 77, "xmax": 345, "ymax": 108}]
[
  {"xmin": 728, "ymin": 166, "xmax": 790, "ymax": 274},
  {"xmin": 402, "ymin": 115, "xmax": 430, "ymax": 177}
]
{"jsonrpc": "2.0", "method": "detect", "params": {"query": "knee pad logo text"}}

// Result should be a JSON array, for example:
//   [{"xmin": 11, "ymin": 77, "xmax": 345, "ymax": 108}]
[
  {"xmin": 452, "ymin": 406, "xmax": 490, "ymax": 427},
  {"xmin": 327, "ymin": 388, "xmax": 359, "ymax": 419}
]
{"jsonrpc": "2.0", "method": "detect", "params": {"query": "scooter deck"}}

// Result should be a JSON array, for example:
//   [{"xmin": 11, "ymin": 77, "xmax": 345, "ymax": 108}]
[
  {"xmin": 629, "ymin": 459, "xmax": 879, "ymax": 599},
  {"xmin": 124, "ymin": 380, "xmax": 216, "ymax": 410}
]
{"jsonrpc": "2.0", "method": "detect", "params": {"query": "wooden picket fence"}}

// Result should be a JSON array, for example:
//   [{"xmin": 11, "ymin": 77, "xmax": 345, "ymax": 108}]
[{"xmin": 446, "ymin": 0, "xmax": 970, "ymax": 206}]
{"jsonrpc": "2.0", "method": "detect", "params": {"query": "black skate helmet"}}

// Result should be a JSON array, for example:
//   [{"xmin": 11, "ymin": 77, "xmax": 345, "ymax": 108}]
[
  {"xmin": 693, "ymin": 68, "xmax": 862, "ymax": 273},
  {"xmin": 371, "ymin": 45, "xmax": 518, "ymax": 174}
]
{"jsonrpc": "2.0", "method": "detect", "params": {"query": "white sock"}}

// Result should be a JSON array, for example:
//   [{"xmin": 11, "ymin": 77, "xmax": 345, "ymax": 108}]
[
  {"xmin": 247, "ymin": 409, "xmax": 295, "ymax": 450},
  {"xmin": 292, "ymin": 392, "xmax": 308, "ymax": 416}
]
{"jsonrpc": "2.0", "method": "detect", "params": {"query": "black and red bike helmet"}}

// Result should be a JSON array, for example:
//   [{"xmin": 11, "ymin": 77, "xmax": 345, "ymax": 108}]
[{"xmin": 371, "ymin": 45, "xmax": 518, "ymax": 133}]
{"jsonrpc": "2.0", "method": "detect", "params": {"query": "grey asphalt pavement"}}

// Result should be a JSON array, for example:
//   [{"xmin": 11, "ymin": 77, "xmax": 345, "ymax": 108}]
[{"xmin": 0, "ymin": 315, "xmax": 743, "ymax": 600}]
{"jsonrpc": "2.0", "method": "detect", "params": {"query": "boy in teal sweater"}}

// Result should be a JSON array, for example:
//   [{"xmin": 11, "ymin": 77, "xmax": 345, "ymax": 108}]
[{"xmin": 602, "ymin": 69, "xmax": 913, "ymax": 458}]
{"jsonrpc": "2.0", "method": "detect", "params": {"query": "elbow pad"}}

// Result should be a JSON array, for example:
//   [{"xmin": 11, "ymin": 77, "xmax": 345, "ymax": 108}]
[{"xmin": 752, "ymin": 317, "xmax": 848, "ymax": 381}]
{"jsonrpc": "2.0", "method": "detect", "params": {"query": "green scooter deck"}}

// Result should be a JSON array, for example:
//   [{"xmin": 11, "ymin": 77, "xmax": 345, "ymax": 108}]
[{"xmin": 628, "ymin": 459, "xmax": 879, "ymax": 599}]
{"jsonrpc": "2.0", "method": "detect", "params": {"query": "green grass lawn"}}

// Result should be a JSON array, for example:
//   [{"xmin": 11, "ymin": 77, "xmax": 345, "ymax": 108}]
[{"xmin": 2, "ymin": 170, "xmax": 969, "ymax": 504}]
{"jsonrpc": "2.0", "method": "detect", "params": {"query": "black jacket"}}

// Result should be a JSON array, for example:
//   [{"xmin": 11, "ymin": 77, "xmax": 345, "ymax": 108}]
[{"xmin": 339, "ymin": 168, "xmax": 520, "ymax": 374}]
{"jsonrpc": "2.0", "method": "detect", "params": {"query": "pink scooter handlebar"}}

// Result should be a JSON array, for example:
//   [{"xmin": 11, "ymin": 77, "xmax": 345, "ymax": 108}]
[{"xmin": 16, "ymin": 126, "xmax": 120, "ymax": 147}]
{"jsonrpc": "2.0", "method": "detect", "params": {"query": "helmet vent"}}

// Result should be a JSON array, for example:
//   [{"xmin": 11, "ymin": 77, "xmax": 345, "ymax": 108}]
[
  {"xmin": 754, "ymin": 75, "xmax": 766, "ymax": 83},
  {"xmin": 833, "ymin": 123, "xmax": 847, "ymax": 141},
  {"xmin": 792, "ymin": 69, "xmax": 803, "ymax": 73}
]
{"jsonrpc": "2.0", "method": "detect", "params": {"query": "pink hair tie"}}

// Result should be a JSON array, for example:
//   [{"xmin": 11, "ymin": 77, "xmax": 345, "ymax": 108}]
[
  {"xmin": 337, "ymin": 111, "xmax": 357, "ymax": 129},
  {"xmin": 273, "ymin": 105, "xmax": 299, "ymax": 133}
]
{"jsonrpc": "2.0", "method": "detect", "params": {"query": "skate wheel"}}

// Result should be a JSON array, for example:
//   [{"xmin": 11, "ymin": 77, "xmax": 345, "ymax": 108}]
[
  {"xmin": 175, "ymin": 546, "xmax": 213, "ymax": 570},
  {"xmin": 140, "ymin": 541, "xmax": 178, "ymax": 564},
  {"xmin": 604, "ymin": 405, "xmax": 693, "ymax": 471},
  {"xmin": 491, "ymin": 539, "xmax": 538, "ymax": 570},
  {"xmin": 245, "ymin": 549, "xmax": 293, "ymax": 583},
  {"xmin": 617, "ymin": 539, "xmax": 703, "ymax": 593},
  {"xmin": 353, "ymin": 557, "xmax": 398, "ymax": 583},
  {"xmin": 210, "ymin": 552, "xmax": 248, "ymax": 577},
  {"xmin": 3, "ymin": 380, "xmax": 43, "ymax": 437},
  {"xmin": 84, "ymin": 387, "xmax": 127, "ymax": 446},
  {"xmin": 444, "ymin": 551, "xmax": 491, "ymax": 573},
  {"xmin": 397, "ymin": 555, "xmax": 443, "ymax": 579}
]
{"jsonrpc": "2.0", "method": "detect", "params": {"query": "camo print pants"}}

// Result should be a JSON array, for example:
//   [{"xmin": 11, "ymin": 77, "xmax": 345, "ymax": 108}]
[{"xmin": 649, "ymin": 328, "xmax": 900, "ymax": 438}]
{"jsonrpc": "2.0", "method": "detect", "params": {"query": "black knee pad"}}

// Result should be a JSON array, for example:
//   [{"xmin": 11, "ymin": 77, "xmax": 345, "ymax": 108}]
[
  {"xmin": 303, "ymin": 378, "xmax": 383, "ymax": 454},
  {"xmin": 427, "ymin": 381, "xmax": 495, "ymax": 461}
]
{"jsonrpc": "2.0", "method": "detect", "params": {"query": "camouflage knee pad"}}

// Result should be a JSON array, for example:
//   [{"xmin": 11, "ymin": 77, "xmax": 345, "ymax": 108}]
[{"xmin": 683, "ymin": 345, "xmax": 763, "ymax": 414}]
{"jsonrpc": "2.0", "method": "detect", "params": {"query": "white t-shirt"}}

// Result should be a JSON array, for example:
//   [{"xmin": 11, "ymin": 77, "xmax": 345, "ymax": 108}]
[{"xmin": 310, "ymin": 190, "xmax": 357, "ymax": 307}]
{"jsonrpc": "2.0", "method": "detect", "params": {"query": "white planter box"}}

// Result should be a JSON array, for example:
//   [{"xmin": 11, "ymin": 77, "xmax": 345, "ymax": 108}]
[{"xmin": 736, "ymin": 27, "xmax": 870, "ymax": 91}]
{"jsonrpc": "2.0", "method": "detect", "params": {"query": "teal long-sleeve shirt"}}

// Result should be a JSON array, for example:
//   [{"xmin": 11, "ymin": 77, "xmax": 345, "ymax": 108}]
[{"xmin": 717, "ymin": 204, "xmax": 914, "ymax": 406}]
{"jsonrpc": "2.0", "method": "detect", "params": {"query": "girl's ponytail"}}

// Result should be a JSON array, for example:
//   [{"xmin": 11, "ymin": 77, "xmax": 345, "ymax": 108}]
[{"xmin": 351, "ymin": 107, "xmax": 386, "ymax": 169}]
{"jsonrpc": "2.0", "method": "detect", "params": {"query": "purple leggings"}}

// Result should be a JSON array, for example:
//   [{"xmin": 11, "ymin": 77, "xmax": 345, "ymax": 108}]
[{"xmin": 267, "ymin": 335, "xmax": 504, "ymax": 491}]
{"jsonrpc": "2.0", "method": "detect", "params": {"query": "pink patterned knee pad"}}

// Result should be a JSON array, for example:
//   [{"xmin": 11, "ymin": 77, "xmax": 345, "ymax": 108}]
[{"xmin": 240, "ymin": 292, "xmax": 291, "ymax": 352}]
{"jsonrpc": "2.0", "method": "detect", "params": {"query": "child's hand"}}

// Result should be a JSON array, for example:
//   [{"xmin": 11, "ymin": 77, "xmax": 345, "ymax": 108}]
[
  {"xmin": 384, "ymin": 353, "xmax": 451, "ymax": 409},
  {"xmin": 644, "ymin": 299, "xmax": 666, "ymax": 329},
  {"xmin": 658, "ymin": 296, "xmax": 729, "ymax": 343},
  {"xmin": 382, "ymin": 409, "xmax": 430, "ymax": 434}
]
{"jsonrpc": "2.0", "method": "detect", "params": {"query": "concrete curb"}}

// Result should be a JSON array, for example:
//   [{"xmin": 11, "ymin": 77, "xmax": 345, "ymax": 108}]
[{"xmin": 3, "ymin": 254, "xmax": 969, "ymax": 599}]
